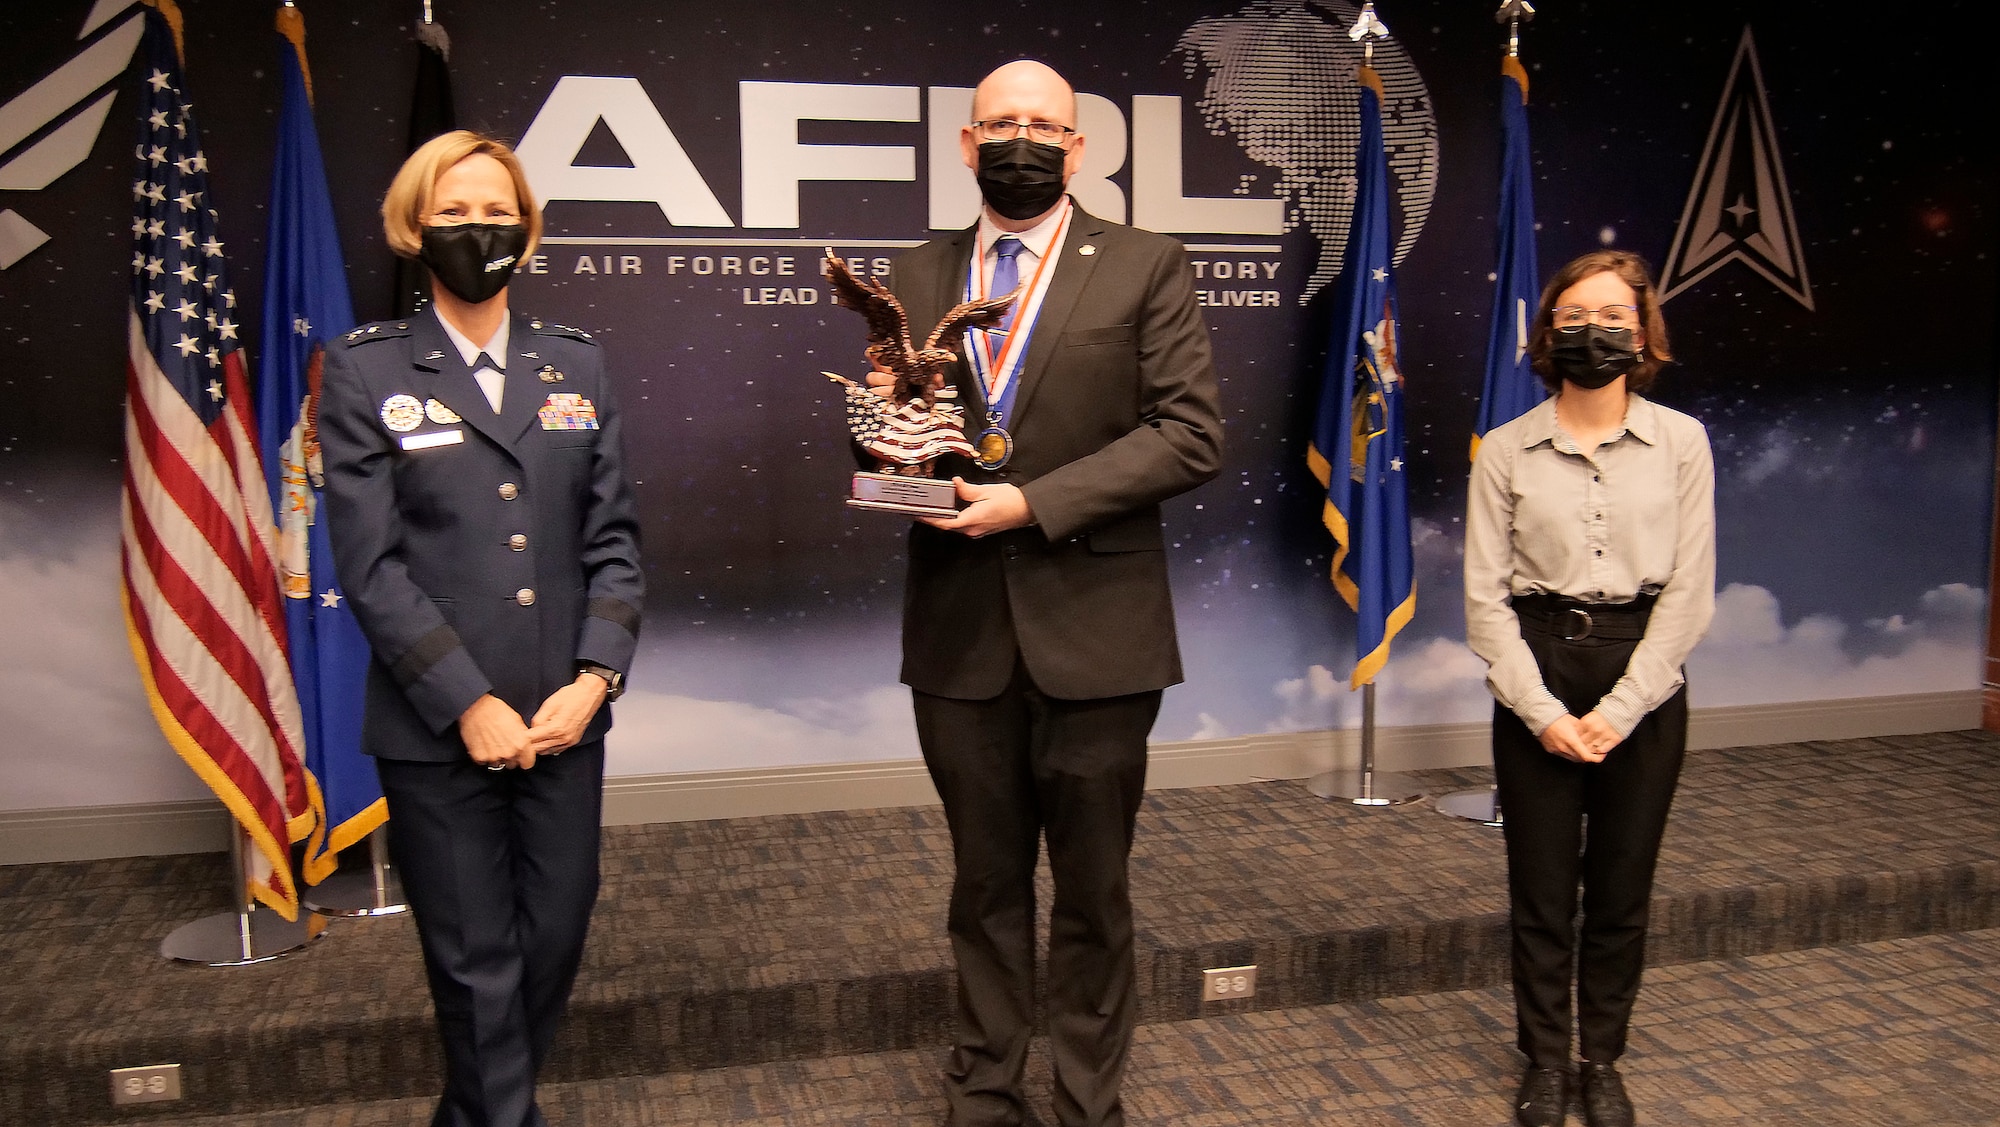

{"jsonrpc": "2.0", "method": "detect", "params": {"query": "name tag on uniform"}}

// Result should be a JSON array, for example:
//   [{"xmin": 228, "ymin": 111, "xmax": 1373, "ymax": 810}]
[
  {"xmin": 400, "ymin": 429, "xmax": 464, "ymax": 451},
  {"xmin": 539, "ymin": 393, "xmax": 599, "ymax": 431}
]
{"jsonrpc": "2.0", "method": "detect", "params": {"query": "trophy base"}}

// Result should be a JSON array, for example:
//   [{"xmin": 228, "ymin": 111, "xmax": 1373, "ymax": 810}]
[{"xmin": 848, "ymin": 470, "xmax": 959, "ymax": 516}]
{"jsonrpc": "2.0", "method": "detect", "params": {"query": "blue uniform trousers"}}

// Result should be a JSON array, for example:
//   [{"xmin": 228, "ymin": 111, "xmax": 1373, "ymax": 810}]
[{"xmin": 378, "ymin": 742, "xmax": 605, "ymax": 1127}]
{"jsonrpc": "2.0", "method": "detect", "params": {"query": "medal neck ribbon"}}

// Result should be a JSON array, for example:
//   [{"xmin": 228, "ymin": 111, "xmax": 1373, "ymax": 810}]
[{"xmin": 964, "ymin": 203, "xmax": 1072, "ymax": 428}]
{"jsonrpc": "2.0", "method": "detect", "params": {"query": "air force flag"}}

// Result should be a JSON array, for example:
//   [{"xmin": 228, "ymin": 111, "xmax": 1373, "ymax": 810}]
[
  {"xmin": 256, "ymin": 8, "xmax": 380, "ymax": 884},
  {"xmin": 1306, "ymin": 66, "xmax": 1415, "ymax": 689},
  {"xmin": 1473, "ymin": 55, "xmax": 1546, "ymax": 460}
]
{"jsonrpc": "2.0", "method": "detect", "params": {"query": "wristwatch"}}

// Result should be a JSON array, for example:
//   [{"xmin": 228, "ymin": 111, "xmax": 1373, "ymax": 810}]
[{"xmin": 576, "ymin": 662, "xmax": 625, "ymax": 701}]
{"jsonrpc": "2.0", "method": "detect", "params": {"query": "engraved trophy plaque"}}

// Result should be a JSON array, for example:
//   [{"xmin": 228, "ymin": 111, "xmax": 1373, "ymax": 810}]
[{"xmin": 821, "ymin": 250, "xmax": 1015, "ymax": 516}]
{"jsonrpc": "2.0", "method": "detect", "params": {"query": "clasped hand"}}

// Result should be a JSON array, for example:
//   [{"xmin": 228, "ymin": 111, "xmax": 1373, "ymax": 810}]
[
  {"xmin": 458, "ymin": 675, "xmax": 609, "ymax": 770},
  {"xmin": 1537, "ymin": 711, "xmax": 1623, "ymax": 763}
]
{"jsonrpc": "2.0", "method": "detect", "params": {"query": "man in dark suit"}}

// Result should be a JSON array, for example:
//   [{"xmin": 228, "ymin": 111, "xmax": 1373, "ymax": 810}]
[
  {"xmin": 320, "ymin": 133, "xmax": 642, "ymax": 1127},
  {"xmin": 878, "ymin": 59, "xmax": 1223, "ymax": 1127}
]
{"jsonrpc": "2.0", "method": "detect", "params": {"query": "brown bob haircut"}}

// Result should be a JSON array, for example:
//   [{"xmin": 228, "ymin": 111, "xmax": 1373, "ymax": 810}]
[
  {"xmin": 1525, "ymin": 249, "xmax": 1673, "ymax": 393},
  {"xmin": 380, "ymin": 130, "xmax": 543, "ymax": 260}
]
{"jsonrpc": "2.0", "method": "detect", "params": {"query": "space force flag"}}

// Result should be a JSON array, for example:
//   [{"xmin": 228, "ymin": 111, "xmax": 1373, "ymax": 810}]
[
  {"xmin": 120, "ymin": 0, "xmax": 314, "ymax": 919},
  {"xmin": 257, "ymin": 5, "xmax": 380, "ymax": 885},
  {"xmin": 1472, "ymin": 55, "xmax": 1545, "ymax": 460},
  {"xmin": 1305, "ymin": 65, "xmax": 1415, "ymax": 689}
]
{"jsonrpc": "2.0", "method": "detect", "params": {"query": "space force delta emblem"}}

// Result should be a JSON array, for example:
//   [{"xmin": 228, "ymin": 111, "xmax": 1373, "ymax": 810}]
[{"xmin": 538, "ymin": 393, "xmax": 599, "ymax": 431}]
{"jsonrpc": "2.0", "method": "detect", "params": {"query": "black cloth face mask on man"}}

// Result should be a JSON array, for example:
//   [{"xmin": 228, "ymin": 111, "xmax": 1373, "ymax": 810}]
[
  {"xmin": 975, "ymin": 137, "xmax": 1068, "ymax": 222},
  {"xmin": 1548, "ymin": 326, "xmax": 1640, "ymax": 390},
  {"xmin": 420, "ymin": 222, "xmax": 529, "ymax": 305}
]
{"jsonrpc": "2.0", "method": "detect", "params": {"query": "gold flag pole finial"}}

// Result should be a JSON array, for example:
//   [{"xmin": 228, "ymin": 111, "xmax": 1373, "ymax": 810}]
[
  {"xmin": 1349, "ymin": 2, "xmax": 1390, "ymax": 93},
  {"xmin": 1496, "ymin": 0, "xmax": 1535, "ymax": 98},
  {"xmin": 276, "ymin": 2, "xmax": 314, "ymax": 107},
  {"xmin": 140, "ymin": 0, "xmax": 186, "ymax": 65}
]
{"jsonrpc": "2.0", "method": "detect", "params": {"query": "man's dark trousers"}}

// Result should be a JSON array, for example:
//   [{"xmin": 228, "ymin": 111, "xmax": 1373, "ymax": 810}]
[{"xmin": 916, "ymin": 661, "xmax": 1160, "ymax": 1127}]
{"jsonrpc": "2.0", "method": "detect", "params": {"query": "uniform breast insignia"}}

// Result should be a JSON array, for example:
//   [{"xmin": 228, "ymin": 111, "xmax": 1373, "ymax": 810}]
[
  {"xmin": 538, "ymin": 365, "xmax": 564, "ymax": 383},
  {"xmin": 425, "ymin": 398, "xmax": 463, "ymax": 424},
  {"xmin": 380, "ymin": 394, "xmax": 424, "ymax": 432},
  {"xmin": 538, "ymin": 392, "xmax": 599, "ymax": 431}
]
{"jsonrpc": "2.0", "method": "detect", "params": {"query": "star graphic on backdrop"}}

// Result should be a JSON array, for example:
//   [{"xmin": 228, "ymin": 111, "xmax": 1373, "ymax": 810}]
[
  {"xmin": 1725, "ymin": 194, "xmax": 1755, "ymax": 224},
  {"xmin": 319, "ymin": 590, "xmax": 343, "ymax": 609}
]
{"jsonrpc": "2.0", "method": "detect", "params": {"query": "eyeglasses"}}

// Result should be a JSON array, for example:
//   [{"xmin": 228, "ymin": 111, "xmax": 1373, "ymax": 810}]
[
  {"xmin": 1552, "ymin": 304, "xmax": 1640, "ymax": 332},
  {"xmin": 972, "ymin": 119, "xmax": 1077, "ymax": 145}
]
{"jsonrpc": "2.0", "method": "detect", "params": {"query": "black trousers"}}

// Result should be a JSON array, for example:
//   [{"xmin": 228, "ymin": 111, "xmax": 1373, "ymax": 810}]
[
  {"xmin": 913, "ymin": 663, "xmax": 1160, "ymax": 1127},
  {"xmin": 1492, "ymin": 627, "xmax": 1686, "ymax": 1068},
  {"xmin": 376, "ymin": 742, "xmax": 606, "ymax": 1127}
]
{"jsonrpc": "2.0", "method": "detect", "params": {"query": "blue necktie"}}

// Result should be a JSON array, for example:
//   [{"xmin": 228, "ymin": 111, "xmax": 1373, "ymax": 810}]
[{"xmin": 992, "ymin": 236, "xmax": 1022, "ymax": 333}]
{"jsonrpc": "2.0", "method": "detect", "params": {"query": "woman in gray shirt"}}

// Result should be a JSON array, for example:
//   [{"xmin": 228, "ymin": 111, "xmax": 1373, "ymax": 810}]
[{"xmin": 1464, "ymin": 250, "xmax": 1716, "ymax": 1127}]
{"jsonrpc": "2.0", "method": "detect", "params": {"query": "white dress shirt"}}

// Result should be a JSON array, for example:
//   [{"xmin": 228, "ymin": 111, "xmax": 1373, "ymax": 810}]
[{"xmin": 437, "ymin": 310, "xmax": 510, "ymax": 414}]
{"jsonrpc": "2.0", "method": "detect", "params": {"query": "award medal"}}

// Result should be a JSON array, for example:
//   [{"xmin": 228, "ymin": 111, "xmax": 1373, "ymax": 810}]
[
  {"xmin": 379, "ymin": 394, "xmax": 424, "ymax": 432},
  {"xmin": 964, "ymin": 204, "xmax": 1072, "ymax": 472}
]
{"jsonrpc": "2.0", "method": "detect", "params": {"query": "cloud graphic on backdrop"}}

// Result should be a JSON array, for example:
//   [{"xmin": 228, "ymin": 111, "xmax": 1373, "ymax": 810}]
[
  {"xmin": 605, "ymin": 684, "xmax": 920, "ymax": 774},
  {"xmin": 1176, "ymin": 0, "xmax": 1438, "ymax": 303},
  {"xmin": 1219, "ymin": 581, "xmax": 1982, "ymax": 740},
  {"xmin": 1689, "ymin": 582, "xmax": 1982, "ymax": 704},
  {"xmin": 0, "ymin": 487, "xmax": 199, "ymax": 808}
]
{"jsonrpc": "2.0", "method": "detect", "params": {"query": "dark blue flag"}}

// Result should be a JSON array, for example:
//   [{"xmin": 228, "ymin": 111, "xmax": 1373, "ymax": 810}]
[
  {"xmin": 1472, "ymin": 56, "xmax": 1545, "ymax": 459},
  {"xmin": 256, "ymin": 8, "xmax": 379, "ymax": 884},
  {"xmin": 1306, "ymin": 66, "xmax": 1414, "ymax": 688}
]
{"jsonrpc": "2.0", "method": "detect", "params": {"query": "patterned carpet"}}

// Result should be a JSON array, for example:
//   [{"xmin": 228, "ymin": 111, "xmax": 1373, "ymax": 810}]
[
  {"xmin": 5, "ymin": 730, "xmax": 1998, "ymax": 1124},
  {"xmin": 78, "ymin": 929, "xmax": 2000, "ymax": 1126}
]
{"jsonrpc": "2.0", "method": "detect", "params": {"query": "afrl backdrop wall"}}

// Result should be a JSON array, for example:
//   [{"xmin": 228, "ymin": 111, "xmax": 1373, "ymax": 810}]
[{"xmin": 1, "ymin": 0, "xmax": 1992, "ymax": 816}]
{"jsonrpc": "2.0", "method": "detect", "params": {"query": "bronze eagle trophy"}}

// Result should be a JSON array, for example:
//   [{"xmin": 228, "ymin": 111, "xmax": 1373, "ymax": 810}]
[{"xmin": 821, "ymin": 249, "xmax": 1017, "ymax": 514}]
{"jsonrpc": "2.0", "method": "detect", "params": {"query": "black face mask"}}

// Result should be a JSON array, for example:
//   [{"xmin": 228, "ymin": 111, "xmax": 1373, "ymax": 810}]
[
  {"xmin": 974, "ymin": 137, "xmax": 1069, "ymax": 222},
  {"xmin": 419, "ymin": 222, "xmax": 529, "ymax": 305},
  {"xmin": 1548, "ymin": 326, "xmax": 1640, "ymax": 390}
]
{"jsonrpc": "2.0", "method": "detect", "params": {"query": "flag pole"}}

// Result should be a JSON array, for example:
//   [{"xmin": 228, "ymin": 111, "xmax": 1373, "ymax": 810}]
[
  {"xmin": 303, "ymin": 829, "xmax": 408, "ymax": 917},
  {"xmin": 1308, "ymin": 686, "xmax": 1423, "ymax": 805},
  {"xmin": 1303, "ymin": 2, "xmax": 1421, "ymax": 808},
  {"xmin": 160, "ymin": 826, "xmax": 325, "ymax": 965},
  {"xmin": 1442, "ymin": 0, "xmax": 1541, "ymax": 828}
]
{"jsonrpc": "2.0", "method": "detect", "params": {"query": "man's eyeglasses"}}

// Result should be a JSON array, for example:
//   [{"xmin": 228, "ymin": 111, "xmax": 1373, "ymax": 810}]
[
  {"xmin": 1551, "ymin": 304, "xmax": 1640, "ymax": 332},
  {"xmin": 972, "ymin": 119, "xmax": 1077, "ymax": 145}
]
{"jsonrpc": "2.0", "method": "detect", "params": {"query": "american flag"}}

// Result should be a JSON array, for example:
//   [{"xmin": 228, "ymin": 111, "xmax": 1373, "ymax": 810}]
[{"xmin": 120, "ymin": 4, "xmax": 313, "ymax": 920}]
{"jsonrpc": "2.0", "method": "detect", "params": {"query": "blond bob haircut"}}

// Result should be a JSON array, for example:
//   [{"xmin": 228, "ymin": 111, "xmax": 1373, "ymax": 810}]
[
  {"xmin": 1526, "ymin": 249, "xmax": 1674, "ymax": 394},
  {"xmin": 380, "ymin": 130, "xmax": 542, "ymax": 260}
]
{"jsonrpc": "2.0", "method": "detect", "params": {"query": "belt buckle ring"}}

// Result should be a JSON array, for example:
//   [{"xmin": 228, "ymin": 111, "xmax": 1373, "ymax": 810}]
[{"xmin": 1562, "ymin": 607, "xmax": 1593, "ymax": 641}]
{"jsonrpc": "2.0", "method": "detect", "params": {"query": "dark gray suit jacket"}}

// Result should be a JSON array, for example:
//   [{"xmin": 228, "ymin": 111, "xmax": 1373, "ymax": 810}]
[
  {"xmin": 889, "ymin": 202, "xmax": 1223, "ymax": 701},
  {"xmin": 319, "ymin": 309, "xmax": 643, "ymax": 761}
]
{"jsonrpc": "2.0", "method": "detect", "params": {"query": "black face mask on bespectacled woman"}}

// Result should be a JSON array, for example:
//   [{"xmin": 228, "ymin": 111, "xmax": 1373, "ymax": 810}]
[
  {"xmin": 974, "ymin": 137, "xmax": 1069, "ymax": 222},
  {"xmin": 419, "ymin": 222, "xmax": 530, "ymax": 305},
  {"xmin": 1548, "ymin": 325, "xmax": 1641, "ymax": 390}
]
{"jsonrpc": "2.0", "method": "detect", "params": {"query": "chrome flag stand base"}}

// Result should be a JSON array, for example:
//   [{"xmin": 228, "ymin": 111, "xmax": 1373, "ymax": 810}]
[
  {"xmin": 1307, "ymin": 684, "xmax": 1424, "ymax": 806},
  {"xmin": 303, "ymin": 827, "xmax": 409, "ymax": 917},
  {"xmin": 162, "ymin": 829, "xmax": 326, "ymax": 966},
  {"xmin": 1436, "ymin": 786, "xmax": 1504, "ymax": 826}
]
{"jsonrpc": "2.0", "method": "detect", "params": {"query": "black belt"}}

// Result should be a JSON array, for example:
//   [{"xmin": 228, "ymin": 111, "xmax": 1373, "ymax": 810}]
[{"xmin": 1511, "ymin": 593, "xmax": 1654, "ymax": 641}]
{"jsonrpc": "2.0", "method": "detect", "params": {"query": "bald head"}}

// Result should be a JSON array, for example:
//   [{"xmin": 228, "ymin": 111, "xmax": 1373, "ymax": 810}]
[{"xmin": 970, "ymin": 60, "xmax": 1078, "ymax": 129}]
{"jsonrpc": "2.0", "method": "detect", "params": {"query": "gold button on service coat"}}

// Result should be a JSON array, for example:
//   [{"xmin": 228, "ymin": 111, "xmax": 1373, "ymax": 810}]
[
  {"xmin": 498, "ymin": 482, "xmax": 519, "ymax": 500},
  {"xmin": 509, "ymin": 534, "xmax": 528, "ymax": 551},
  {"xmin": 515, "ymin": 588, "xmax": 536, "ymax": 606}
]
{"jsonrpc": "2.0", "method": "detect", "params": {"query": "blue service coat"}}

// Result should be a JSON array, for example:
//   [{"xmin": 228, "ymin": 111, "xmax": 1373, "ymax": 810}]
[{"xmin": 319, "ymin": 309, "xmax": 644, "ymax": 762}]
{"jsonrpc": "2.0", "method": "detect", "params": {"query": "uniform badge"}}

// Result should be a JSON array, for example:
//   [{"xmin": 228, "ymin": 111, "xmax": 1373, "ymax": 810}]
[
  {"xmin": 379, "ymin": 394, "xmax": 424, "ymax": 432},
  {"xmin": 538, "ymin": 365, "xmax": 564, "ymax": 383},
  {"xmin": 538, "ymin": 393, "xmax": 600, "ymax": 431},
  {"xmin": 425, "ymin": 398, "xmax": 462, "ymax": 424}
]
